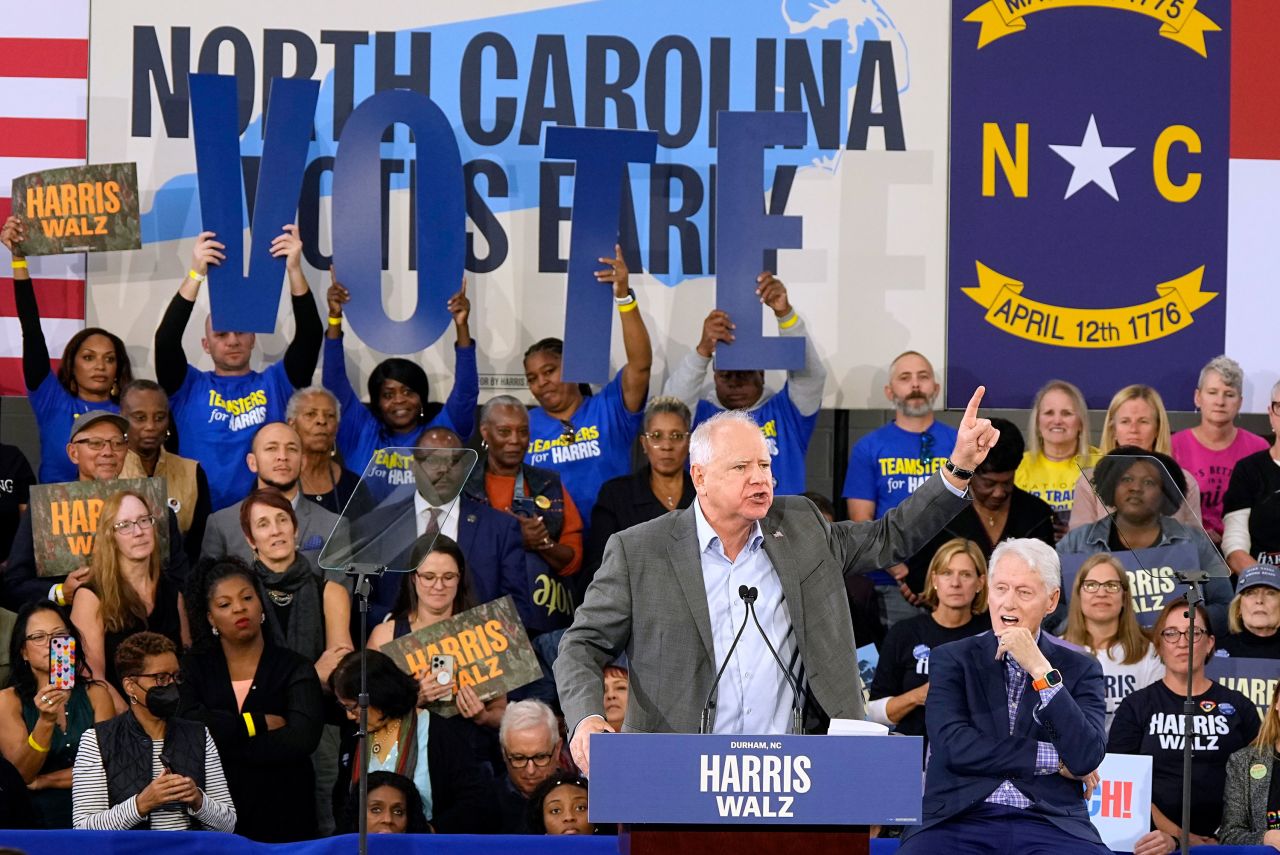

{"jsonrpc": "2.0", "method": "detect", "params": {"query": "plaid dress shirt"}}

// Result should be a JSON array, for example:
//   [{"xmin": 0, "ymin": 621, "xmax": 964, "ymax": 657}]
[{"xmin": 985, "ymin": 652, "xmax": 1063, "ymax": 809}]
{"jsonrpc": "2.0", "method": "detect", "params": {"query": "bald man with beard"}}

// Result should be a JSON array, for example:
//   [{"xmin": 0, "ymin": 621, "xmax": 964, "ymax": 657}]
[{"xmin": 200, "ymin": 421, "xmax": 344, "ymax": 569}]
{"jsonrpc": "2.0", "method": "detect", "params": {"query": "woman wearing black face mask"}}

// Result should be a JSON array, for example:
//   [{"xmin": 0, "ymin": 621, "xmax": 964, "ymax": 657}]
[{"xmin": 71, "ymin": 632, "xmax": 236, "ymax": 831}]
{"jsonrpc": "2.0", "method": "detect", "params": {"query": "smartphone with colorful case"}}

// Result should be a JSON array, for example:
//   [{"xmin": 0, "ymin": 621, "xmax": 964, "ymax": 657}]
[{"xmin": 50, "ymin": 636, "xmax": 76, "ymax": 690}]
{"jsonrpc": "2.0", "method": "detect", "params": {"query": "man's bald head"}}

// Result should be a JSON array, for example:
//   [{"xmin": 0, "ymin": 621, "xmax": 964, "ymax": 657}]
[
  {"xmin": 413, "ymin": 427, "xmax": 467, "ymax": 503},
  {"xmin": 247, "ymin": 422, "xmax": 302, "ymax": 493},
  {"xmin": 416, "ymin": 427, "xmax": 463, "ymax": 450},
  {"xmin": 252, "ymin": 422, "xmax": 301, "ymax": 455}
]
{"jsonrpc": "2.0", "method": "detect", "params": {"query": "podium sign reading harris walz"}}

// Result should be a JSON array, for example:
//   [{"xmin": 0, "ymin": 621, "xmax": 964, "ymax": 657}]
[{"xmin": 589, "ymin": 733, "xmax": 924, "ymax": 825}]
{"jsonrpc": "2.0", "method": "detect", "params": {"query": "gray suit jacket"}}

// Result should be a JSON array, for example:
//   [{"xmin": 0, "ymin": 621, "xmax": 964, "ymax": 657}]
[
  {"xmin": 201, "ymin": 493, "xmax": 346, "ymax": 574},
  {"xmin": 555, "ymin": 473, "xmax": 967, "ymax": 737},
  {"xmin": 1221, "ymin": 746, "xmax": 1274, "ymax": 845}
]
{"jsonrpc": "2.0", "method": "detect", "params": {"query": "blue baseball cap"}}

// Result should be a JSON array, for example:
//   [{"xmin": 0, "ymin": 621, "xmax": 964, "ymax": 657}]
[{"xmin": 1239, "ymin": 564, "xmax": 1280, "ymax": 592}]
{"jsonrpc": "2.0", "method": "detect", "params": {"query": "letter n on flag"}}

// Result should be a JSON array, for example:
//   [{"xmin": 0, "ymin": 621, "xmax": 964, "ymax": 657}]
[{"xmin": 945, "ymin": 0, "xmax": 1230, "ymax": 410}]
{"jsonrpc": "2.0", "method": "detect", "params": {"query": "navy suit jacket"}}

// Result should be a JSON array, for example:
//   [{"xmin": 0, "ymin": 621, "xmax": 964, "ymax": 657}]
[
  {"xmin": 905, "ymin": 631, "xmax": 1107, "ymax": 844},
  {"xmin": 353, "ymin": 496, "xmax": 526, "ymax": 631}
]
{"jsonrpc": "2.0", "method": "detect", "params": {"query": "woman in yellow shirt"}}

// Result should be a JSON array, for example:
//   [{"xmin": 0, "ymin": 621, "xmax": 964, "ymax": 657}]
[{"xmin": 1015, "ymin": 380, "xmax": 1096, "ymax": 540}]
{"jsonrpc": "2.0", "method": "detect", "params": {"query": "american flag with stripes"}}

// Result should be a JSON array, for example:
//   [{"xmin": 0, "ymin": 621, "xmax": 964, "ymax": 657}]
[{"xmin": 0, "ymin": 1, "xmax": 90, "ymax": 396}]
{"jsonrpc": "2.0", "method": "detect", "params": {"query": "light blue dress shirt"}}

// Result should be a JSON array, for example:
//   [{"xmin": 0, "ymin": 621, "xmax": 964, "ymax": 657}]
[{"xmin": 693, "ymin": 498, "xmax": 802, "ymax": 735}]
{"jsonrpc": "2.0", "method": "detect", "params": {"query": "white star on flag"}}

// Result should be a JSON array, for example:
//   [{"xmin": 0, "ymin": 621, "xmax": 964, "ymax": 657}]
[{"xmin": 1048, "ymin": 114, "xmax": 1135, "ymax": 201}]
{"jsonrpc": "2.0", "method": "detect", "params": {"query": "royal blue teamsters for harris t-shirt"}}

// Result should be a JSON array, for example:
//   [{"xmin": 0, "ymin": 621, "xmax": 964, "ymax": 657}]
[
  {"xmin": 842, "ymin": 419, "xmax": 958, "ymax": 584},
  {"xmin": 692, "ymin": 384, "xmax": 818, "ymax": 497},
  {"xmin": 322, "ymin": 336, "xmax": 479, "ymax": 500},
  {"xmin": 170, "ymin": 361, "xmax": 294, "ymax": 510},
  {"xmin": 29, "ymin": 373, "xmax": 121, "ymax": 484},
  {"xmin": 525, "ymin": 372, "xmax": 643, "ymax": 529}
]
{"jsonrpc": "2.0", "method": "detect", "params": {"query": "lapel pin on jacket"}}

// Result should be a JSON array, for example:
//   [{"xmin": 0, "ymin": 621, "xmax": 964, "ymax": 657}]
[{"xmin": 772, "ymin": 530, "xmax": 785, "ymax": 539}]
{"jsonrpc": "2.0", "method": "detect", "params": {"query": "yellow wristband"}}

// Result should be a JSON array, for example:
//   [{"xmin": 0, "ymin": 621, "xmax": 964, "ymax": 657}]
[
  {"xmin": 53, "ymin": 584, "xmax": 66, "ymax": 607},
  {"xmin": 328, "ymin": 316, "xmax": 342, "ymax": 326},
  {"xmin": 617, "ymin": 300, "xmax": 638, "ymax": 313},
  {"xmin": 243, "ymin": 712, "xmax": 257, "ymax": 737},
  {"xmin": 11, "ymin": 259, "xmax": 28, "ymax": 270},
  {"xmin": 188, "ymin": 269, "xmax": 206, "ymax": 283},
  {"xmin": 27, "ymin": 734, "xmax": 50, "ymax": 753},
  {"xmin": 778, "ymin": 311, "xmax": 799, "ymax": 330}
]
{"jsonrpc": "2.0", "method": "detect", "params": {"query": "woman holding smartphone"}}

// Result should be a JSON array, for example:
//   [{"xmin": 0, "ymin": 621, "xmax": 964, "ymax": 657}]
[
  {"xmin": 368, "ymin": 534, "xmax": 503, "ymax": 724},
  {"xmin": 0, "ymin": 603, "xmax": 113, "ymax": 828}
]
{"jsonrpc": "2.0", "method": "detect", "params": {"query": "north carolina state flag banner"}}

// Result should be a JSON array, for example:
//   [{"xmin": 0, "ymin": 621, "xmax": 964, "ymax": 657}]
[{"xmin": 947, "ymin": 0, "xmax": 1230, "ymax": 409}]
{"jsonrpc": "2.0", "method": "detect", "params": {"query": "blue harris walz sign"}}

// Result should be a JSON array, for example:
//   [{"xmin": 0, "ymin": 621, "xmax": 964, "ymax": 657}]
[
  {"xmin": 946, "ymin": 0, "xmax": 1229, "ymax": 410},
  {"xmin": 588, "ymin": 733, "xmax": 924, "ymax": 825}
]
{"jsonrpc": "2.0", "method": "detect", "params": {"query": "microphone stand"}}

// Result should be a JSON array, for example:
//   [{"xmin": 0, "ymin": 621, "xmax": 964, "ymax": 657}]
[
  {"xmin": 743, "ymin": 590, "xmax": 805, "ymax": 735},
  {"xmin": 1175, "ymin": 570, "xmax": 1208, "ymax": 855},
  {"xmin": 699, "ymin": 585, "xmax": 756, "ymax": 734},
  {"xmin": 1078, "ymin": 456, "xmax": 1218, "ymax": 855},
  {"xmin": 344, "ymin": 562, "xmax": 387, "ymax": 855}
]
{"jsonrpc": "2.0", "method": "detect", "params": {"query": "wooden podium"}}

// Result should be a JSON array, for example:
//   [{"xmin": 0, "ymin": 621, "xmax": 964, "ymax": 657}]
[{"xmin": 589, "ymin": 733, "xmax": 921, "ymax": 855}]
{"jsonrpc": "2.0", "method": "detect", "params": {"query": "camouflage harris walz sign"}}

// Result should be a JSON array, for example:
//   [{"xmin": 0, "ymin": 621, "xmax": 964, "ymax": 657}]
[
  {"xmin": 11, "ymin": 162, "xmax": 141, "ymax": 254},
  {"xmin": 381, "ymin": 595, "xmax": 543, "ymax": 717},
  {"xmin": 29, "ymin": 477, "xmax": 169, "ymax": 577}
]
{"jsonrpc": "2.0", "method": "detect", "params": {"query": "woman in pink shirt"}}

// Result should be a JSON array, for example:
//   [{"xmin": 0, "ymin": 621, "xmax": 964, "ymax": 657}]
[{"xmin": 1171, "ymin": 356, "xmax": 1268, "ymax": 545}]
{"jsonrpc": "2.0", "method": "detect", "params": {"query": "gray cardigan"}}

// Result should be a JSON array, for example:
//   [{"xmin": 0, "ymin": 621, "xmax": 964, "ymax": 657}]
[{"xmin": 1220, "ymin": 745, "xmax": 1276, "ymax": 846}]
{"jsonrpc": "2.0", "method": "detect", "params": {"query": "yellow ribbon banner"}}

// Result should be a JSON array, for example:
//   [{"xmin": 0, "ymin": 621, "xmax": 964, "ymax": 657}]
[
  {"xmin": 961, "ymin": 261, "xmax": 1218, "ymax": 349},
  {"xmin": 964, "ymin": 0, "xmax": 1221, "ymax": 57}
]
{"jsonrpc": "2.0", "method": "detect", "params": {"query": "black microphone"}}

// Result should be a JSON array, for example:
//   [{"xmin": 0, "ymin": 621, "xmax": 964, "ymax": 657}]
[
  {"xmin": 742, "ymin": 586, "xmax": 806, "ymax": 735},
  {"xmin": 698, "ymin": 585, "xmax": 757, "ymax": 735}
]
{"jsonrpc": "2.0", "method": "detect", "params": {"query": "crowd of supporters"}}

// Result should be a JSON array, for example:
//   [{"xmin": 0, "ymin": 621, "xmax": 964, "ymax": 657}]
[{"xmin": 2, "ymin": 213, "xmax": 1279, "ymax": 848}]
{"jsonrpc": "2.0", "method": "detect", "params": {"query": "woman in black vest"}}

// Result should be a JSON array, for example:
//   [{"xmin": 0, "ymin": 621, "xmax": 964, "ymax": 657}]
[
  {"xmin": 71, "ymin": 631, "xmax": 235, "ymax": 830},
  {"xmin": 179, "ymin": 558, "xmax": 325, "ymax": 841}
]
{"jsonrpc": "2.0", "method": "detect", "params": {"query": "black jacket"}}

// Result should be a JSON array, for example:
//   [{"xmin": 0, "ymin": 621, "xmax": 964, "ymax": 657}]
[
  {"xmin": 335, "ymin": 711, "xmax": 494, "ymax": 833},
  {"xmin": 178, "ymin": 642, "xmax": 324, "ymax": 842},
  {"xmin": 582, "ymin": 467, "xmax": 695, "ymax": 591}
]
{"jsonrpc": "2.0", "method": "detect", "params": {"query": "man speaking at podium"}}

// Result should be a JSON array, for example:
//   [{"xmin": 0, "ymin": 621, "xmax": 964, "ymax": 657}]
[{"xmin": 556, "ymin": 388, "xmax": 1001, "ymax": 775}]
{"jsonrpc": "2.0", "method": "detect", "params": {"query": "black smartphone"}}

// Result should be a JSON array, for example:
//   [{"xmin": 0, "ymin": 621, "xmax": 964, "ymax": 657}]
[{"xmin": 510, "ymin": 496, "xmax": 538, "ymax": 518}]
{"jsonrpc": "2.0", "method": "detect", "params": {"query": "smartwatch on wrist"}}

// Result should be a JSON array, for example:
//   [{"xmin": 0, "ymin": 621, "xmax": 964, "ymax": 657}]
[{"xmin": 1031, "ymin": 669, "xmax": 1063, "ymax": 691}]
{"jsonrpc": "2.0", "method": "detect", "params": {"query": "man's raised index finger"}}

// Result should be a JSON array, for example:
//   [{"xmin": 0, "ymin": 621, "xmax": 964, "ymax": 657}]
[{"xmin": 964, "ymin": 385, "xmax": 986, "ymax": 422}]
